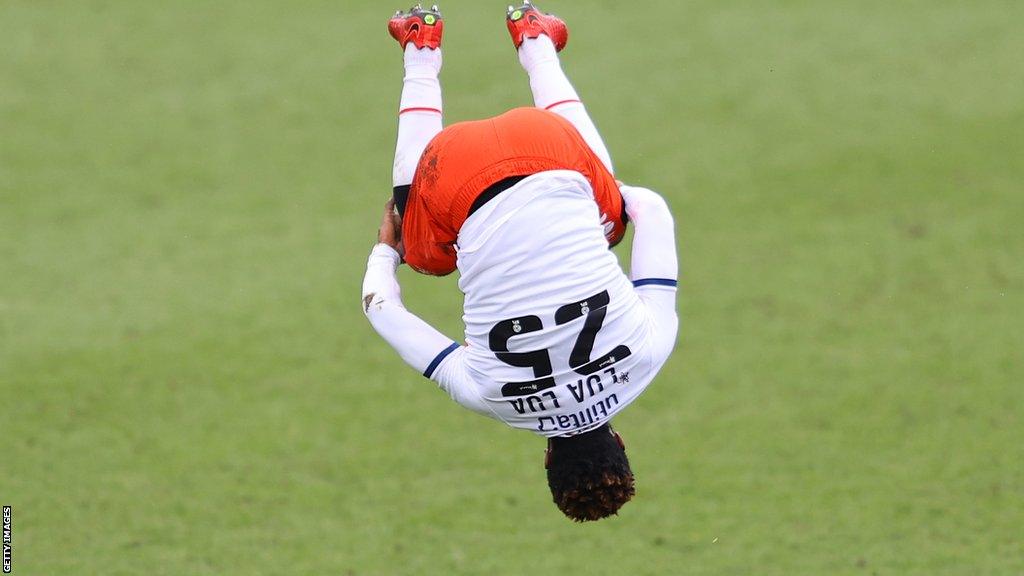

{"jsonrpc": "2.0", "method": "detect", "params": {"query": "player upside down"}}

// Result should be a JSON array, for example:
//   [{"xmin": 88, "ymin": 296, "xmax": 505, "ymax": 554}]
[{"xmin": 361, "ymin": 2, "xmax": 679, "ymax": 522}]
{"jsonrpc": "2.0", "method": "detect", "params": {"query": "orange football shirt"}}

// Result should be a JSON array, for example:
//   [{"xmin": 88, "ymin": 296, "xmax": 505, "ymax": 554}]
[{"xmin": 402, "ymin": 107, "xmax": 626, "ymax": 276}]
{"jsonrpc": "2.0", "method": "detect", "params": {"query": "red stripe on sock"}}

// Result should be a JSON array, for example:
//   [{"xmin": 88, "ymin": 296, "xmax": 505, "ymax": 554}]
[
  {"xmin": 399, "ymin": 107, "xmax": 443, "ymax": 115},
  {"xmin": 544, "ymin": 99, "xmax": 582, "ymax": 110}
]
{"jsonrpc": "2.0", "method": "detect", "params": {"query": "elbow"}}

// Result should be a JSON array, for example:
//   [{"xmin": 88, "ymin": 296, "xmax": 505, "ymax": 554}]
[{"xmin": 362, "ymin": 291, "xmax": 397, "ymax": 322}]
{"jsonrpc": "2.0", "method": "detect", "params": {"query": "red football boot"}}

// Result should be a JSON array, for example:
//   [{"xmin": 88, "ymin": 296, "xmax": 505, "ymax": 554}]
[
  {"xmin": 388, "ymin": 4, "xmax": 444, "ymax": 50},
  {"xmin": 506, "ymin": 1, "xmax": 568, "ymax": 52}
]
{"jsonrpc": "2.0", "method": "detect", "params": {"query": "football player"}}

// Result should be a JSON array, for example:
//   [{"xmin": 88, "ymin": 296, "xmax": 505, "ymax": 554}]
[{"xmin": 362, "ymin": 2, "xmax": 678, "ymax": 522}]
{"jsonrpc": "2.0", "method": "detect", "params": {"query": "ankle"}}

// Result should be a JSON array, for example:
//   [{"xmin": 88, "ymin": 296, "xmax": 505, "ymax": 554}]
[
  {"xmin": 404, "ymin": 45, "xmax": 443, "ymax": 76},
  {"xmin": 518, "ymin": 35, "xmax": 559, "ymax": 72}
]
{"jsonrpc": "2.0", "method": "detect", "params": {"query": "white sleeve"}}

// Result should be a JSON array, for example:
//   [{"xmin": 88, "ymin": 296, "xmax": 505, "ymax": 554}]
[
  {"xmin": 361, "ymin": 244, "xmax": 461, "ymax": 377},
  {"xmin": 620, "ymin": 186, "xmax": 679, "ymax": 363},
  {"xmin": 361, "ymin": 244, "xmax": 486, "ymax": 411}
]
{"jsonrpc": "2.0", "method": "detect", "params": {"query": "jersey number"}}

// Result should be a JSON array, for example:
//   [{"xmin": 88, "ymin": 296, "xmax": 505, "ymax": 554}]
[{"xmin": 488, "ymin": 290, "xmax": 632, "ymax": 397}]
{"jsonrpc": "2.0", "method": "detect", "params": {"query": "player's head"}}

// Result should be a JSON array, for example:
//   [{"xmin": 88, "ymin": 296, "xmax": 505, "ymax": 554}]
[{"xmin": 545, "ymin": 424, "xmax": 635, "ymax": 522}]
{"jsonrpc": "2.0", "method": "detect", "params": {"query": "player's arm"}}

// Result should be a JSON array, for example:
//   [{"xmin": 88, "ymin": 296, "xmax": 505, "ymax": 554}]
[
  {"xmin": 360, "ymin": 202, "xmax": 485, "ymax": 412},
  {"xmin": 362, "ymin": 242, "xmax": 459, "ymax": 377},
  {"xmin": 620, "ymin": 185, "xmax": 679, "ymax": 361}
]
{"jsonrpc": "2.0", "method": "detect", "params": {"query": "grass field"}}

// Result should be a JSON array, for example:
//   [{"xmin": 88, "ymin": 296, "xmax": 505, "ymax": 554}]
[{"xmin": 2, "ymin": 1, "xmax": 1023, "ymax": 574}]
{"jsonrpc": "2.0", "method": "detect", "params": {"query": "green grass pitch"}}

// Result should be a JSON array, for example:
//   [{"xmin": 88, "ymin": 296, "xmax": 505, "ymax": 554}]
[{"xmin": 2, "ymin": 1, "xmax": 1022, "ymax": 574}]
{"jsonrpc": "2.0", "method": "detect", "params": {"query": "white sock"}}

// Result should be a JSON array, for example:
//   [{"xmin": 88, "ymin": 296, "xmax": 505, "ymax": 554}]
[
  {"xmin": 518, "ymin": 36, "xmax": 614, "ymax": 173},
  {"xmin": 518, "ymin": 35, "xmax": 577, "ymax": 109},
  {"xmin": 393, "ymin": 45, "xmax": 444, "ymax": 188}
]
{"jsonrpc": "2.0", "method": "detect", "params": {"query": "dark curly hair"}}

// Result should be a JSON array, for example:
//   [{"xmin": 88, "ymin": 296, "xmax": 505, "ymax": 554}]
[{"xmin": 546, "ymin": 424, "xmax": 635, "ymax": 522}]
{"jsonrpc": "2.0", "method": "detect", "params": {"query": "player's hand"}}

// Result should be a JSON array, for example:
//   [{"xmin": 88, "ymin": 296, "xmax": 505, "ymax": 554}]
[
  {"xmin": 619, "ymin": 184, "xmax": 670, "ymax": 224},
  {"xmin": 378, "ymin": 199, "xmax": 405, "ymax": 260}
]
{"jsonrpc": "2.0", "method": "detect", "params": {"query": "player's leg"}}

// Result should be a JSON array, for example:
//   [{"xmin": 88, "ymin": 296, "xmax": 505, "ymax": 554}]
[
  {"xmin": 389, "ymin": 5, "xmax": 444, "ymax": 215},
  {"xmin": 507, "ymin": 3, "xmax": 615, "ymax": 174}
]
